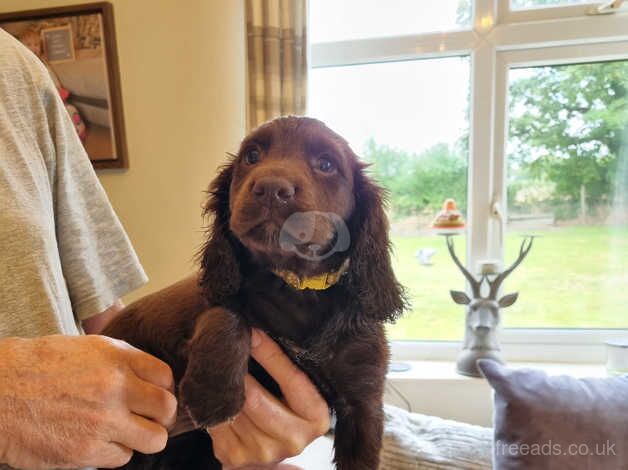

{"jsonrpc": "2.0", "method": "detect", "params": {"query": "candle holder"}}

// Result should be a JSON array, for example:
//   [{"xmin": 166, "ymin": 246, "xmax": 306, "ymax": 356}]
[
  {"xmin": 444, "ymin": 235, "xmax": 534, "ymax": 377},
  {"xmin": 606, "ymin": 339, "xmax": 628, "ymax": 377}
]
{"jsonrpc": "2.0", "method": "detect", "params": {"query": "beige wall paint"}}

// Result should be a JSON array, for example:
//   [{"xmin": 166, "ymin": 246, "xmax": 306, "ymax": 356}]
[{"xmin": 0, "ymin": 0, "xmax": 247, "ymax": 300}]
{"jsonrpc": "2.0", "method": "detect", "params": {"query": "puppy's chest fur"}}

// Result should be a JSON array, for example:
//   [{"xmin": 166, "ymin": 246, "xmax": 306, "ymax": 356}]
[{"xmin": 225, "ymin": 270, "xmax": 351, "ymax": 403}]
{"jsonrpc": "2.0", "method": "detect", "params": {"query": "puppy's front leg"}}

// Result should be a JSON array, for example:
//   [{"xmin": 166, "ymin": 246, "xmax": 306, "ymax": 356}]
[
  {"xmin": 179, "ymin": 306, "xmax": 250, "ymax": 428},
  {"xmin": 328, "ymin": 330, "xmax": 388, "ymax": 470}
]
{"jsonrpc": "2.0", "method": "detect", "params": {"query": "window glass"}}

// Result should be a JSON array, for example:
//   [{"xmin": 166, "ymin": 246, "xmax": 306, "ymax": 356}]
[
  {"xmin": 505, "ymin": 60, "xmax": 628, "ymax": 329},
  {"xmin": 511, "ymin": 0, "xmax": 594, "ymax": 10},
  {"xmin": 310, "ymin": 0, "xmax": 472, "ymax": 44},
  {"xmin": 309, "ymin": 57, "xmax": 470, "ymax": 340}
]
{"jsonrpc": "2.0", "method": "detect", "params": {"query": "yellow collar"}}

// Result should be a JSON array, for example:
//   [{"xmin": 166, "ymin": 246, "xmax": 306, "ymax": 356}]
[{"xmin": 272, "ymin": 259, "xmax": 350, "ymax": 291}]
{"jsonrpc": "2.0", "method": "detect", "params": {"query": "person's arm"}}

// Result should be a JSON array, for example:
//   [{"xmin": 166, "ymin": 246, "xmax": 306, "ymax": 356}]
[
  {"xmin": 82, "ymin": 299, "xmax": 125, "ymax": 334},
  {"xmin": 208, "ymin": 330, "xmax": 330, "ymax": 469},
  {"xmin": 0, "ymin": 334, "xmax": 177, "ymax": 469},
  {"xmin": 33, "ymin": 42, "xmax": 148, "ymax": 327}
]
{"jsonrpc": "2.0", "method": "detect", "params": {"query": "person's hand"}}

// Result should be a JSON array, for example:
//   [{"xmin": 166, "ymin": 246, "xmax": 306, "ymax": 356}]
[
  {"xmin": 0, "ymin": 334, "xmax": 177, "ymax": 469},
  {"xmin": 208, "ymin": 330, "xmax": 330, "ymax": 469}
]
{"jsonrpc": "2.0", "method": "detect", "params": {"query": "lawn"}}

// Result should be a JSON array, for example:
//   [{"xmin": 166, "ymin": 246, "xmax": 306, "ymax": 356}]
[{"xmin": 387, "ymin": 225, "xmax": 628, "ymax": 341}]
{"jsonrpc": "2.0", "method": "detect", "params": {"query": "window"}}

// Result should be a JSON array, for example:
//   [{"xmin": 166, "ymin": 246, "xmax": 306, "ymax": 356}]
[
  {"xmin": 506, "ymin": 60, "xmax": 628, "ymax": 330},
  {"xmin": 310, "ymin": 57, "xmax": 470, "ymax": 341},
  {"xmin": 309, "ymin": 0, "xmax": 471, "ymax": 43},
  {"xmin": 511, "ymin": 0, "xmax": 594, "ymax": 9},
  {"xmin": 309, "ymin": 0, "xmax": 628, "ymax": 361}
]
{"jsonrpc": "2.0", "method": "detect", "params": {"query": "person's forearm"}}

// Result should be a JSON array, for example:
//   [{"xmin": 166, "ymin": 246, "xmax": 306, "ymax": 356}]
[{"xmin": 82, "ymin": 299, "xmax": 124, "ymax": 334}]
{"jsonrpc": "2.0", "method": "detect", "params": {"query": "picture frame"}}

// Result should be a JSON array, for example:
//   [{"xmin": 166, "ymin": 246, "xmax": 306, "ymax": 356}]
[
  {"xmin": 0, "ymin": 2, "xmax": 128, "ymax": 169},
  {"xmin": 41, "ymin": 25, "xmax": 76, "ymax": 64}
]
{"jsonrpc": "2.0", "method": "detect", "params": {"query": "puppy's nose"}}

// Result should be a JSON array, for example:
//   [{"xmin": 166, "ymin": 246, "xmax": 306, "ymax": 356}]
[{"xmin": 252, "ymin": 177, "xmax": 295, "ymax": 203}]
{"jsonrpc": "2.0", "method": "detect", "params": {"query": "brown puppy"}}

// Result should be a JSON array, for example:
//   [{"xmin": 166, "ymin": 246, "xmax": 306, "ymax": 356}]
[{"xmin": 104, "ymin": 116, "xmax": 406, "ymax": 470}]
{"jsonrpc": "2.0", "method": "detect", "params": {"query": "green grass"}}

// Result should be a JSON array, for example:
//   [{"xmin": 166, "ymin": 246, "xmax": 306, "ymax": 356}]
[{"xmin": 387, "ymin": 225, "xmax": 628, "ymax": 340}]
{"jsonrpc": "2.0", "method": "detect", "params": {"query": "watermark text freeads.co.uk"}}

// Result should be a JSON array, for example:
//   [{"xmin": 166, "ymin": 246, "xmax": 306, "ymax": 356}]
[{"xmin": 495, "ymin": 440, "xmax": 616, "ymax": 457}]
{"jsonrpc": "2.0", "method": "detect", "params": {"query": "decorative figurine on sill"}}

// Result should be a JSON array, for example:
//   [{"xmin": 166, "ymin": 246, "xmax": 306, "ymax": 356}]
[{"xmin": 445, "ymin": 235, "xmax": 534, "ymax": 377}]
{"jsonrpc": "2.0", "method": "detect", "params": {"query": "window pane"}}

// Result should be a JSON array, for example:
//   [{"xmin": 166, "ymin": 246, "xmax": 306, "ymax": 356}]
[
  {"xmin": 309, "ymin": 57, "xmax": 470, "ymax": 340},
  {"xmin": 506, "ymin": 60, "xmax": 628, "ymax": 329},
  {"xmin": 511, "ymin": 0, "xmax": 594, "ymax": 9},
  {"xmin": 310, "ymin": 0, "xmax": 472, "ymax": 44}
]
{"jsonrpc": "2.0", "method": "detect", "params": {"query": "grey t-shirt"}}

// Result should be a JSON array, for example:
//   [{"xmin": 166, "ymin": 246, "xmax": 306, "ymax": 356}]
[{"xmin": 0, "ymin": 28, "xmax": 147, "ymax": 338}]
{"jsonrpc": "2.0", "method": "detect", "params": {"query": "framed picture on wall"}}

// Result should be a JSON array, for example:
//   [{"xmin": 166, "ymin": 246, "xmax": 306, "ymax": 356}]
[
  {"xmin": 41, "ymin": 24, "xmax": 76, "ymax": 63},
  {"xmin": 0, "ymin": 2, "xmax": 128, "ymax": 169}
]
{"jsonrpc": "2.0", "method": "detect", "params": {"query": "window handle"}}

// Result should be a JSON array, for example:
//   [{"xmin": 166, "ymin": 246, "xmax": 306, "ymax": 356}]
[
  {"xmin": 490, "ymin": 198, "xmax": 505, "ymax": 258},
  {"xmin": 587, "ymin": 0, "xmax": 625, "ymax": 15},
  {"xmin": 491, "ymin": 198, "xmax": 504, "ymax": 222}
]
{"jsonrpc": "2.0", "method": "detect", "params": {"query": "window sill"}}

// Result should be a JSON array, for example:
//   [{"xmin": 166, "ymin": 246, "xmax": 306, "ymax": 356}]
[
  {"xmin": 387, "ymin": 360, "xmax": 607, "ymax": 382},
  {"xmin": 390, "ymin": 330, "xmax": 628, "ymax": 364},
  {"xmin": 385, "ymin": 360, "xmax": 607, "ymax": 426}
]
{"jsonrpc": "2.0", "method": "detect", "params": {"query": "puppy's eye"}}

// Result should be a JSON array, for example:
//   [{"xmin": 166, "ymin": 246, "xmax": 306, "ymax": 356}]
[
  {"xmin": 317, "ymin": 155, "xmax": 335, "ymax": 173},
  {"xmin": 244, "ymin": 148, "xmax": 260, "ymax": 165}
]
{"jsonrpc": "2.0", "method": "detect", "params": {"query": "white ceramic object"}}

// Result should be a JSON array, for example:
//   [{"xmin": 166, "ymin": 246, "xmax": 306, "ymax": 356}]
[{"xmin": 605, "ymin": 339, "xmax": 628, "ymax": 376}]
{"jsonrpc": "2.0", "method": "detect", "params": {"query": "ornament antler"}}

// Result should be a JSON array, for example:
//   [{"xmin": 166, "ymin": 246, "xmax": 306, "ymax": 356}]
[
  {"xmin": 487, "ymin": 237, "xmax": 534, "ymax": 300},
  {"xmin": 445, "ymin": 235, "xmax": 481, "ymax": 298}
]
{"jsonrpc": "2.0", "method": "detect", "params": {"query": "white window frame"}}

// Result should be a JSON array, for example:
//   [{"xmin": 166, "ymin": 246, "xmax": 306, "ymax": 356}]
[
  {"xmin": 309, "ymin": 0, "xmax": 628, "ymax": 363},
  {"xmin": 500, "ymin": 0, "xmax": 600, "ymax": 23}
]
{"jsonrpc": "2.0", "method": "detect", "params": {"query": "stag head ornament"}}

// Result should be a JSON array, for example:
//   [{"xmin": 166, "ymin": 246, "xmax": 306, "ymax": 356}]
[{"xmin": 446, "ymin": 235, "xmax": 534, "ymax": 377}]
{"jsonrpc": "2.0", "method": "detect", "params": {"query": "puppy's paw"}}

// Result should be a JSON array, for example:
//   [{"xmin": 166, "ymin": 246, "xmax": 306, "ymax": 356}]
[{"xmin": 179, "ymin": 376, "xmax": 246, "ymax": 428}]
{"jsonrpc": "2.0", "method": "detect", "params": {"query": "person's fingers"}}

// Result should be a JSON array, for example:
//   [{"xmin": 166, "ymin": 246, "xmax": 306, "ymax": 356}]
[
  {"xmin": 207, "ymin": 421, "xmax": 247, "ymax": 467},
  {"xmin": 227, "ymin": 465, "xmax": 304, "ymax": 470},
  {"xmin": 209, "ymin": 397, "xmax": 306, "ymax": 468},
  {"xmin": 83, "ymin": 442, "xmax": 133, "ymax": 469},
  {"xmin": 208, "ymin": 331, "xmax": 330, "ymax": 468},
  {"xmin": 229, "ymin": 412, "xmax": 282, "ymax": 464},
  {"xmin": 126, "ymin": 376, "xmax": 177, "ymax": 429},
  {"xmin": 231, "ymin": 413, "xmax": 307, "ymax": 464},
  {"xmin": 249, "ymin": 330, "xmax": 330, "ymax": 426},
  {"xmin": 124, "ymin": 346, "xmax": 174, "ymax": 393},
  {"xmin": 239, "ymin": 374, "xmax": 311, "ymax": 444},
  {"xmin": 112, "ymin": 413, "xmax": 168, "ymax": 455}
]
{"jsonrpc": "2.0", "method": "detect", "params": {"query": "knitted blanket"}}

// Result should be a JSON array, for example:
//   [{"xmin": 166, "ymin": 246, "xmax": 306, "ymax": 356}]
[{"xmin": 380, "ymin": 405, "xmax": 493, "ymax": 470}]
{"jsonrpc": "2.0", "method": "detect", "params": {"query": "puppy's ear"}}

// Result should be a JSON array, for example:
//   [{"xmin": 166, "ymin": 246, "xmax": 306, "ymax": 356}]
[
  {"xmin": 345, "ymin": 162, "xmax": 407, "ymax": 322},
  {"xmin": 198, "ymin": 160, "xmax": 242, "ymax": 304}
]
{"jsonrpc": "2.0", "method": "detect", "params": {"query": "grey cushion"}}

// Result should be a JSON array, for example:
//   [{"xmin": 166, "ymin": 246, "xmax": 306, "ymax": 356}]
[
  {"xmin": 478, "ymin": 359, "xmax": 628, "ymax": 470},
  {"xmin": 379, "ymin": 405, "xmax": 492, "ymax": 470}
]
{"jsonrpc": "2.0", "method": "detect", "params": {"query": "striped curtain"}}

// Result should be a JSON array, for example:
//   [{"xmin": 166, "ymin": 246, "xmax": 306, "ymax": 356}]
[{"xmin": 246, "ymin": 0, "xmax": 307, "ymax": 131}]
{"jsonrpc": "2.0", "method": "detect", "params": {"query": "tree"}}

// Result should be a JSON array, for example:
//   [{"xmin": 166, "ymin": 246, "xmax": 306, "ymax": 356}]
[
  {"xmin": 455, "ymin": 0, "xmax": 471, "ymax": 27},
  {"xmin": 363, "ymin": 139, "xmax": 467, "ymax": 219},
  {"xmin": 508, "ymin": 61, "xmax": 628, "ymax": 219}
]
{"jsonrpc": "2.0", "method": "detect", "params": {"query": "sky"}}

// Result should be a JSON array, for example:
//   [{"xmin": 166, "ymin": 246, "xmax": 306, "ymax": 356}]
[
  {"xmin": 309, "ymin": 0, "xmax": 468, "ymax": 44},
  {"xmin": 308, "ymin": 0, "xmax": 470, "ymax": 157},
  {"xmin": 309, "ymin": 57, "xmax": 470, "ymax": 157}
]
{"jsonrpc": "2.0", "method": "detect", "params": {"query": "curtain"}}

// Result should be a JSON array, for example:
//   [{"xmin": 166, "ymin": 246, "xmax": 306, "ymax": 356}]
[{"xmin": 246, "ymin": 0, "xmax": 307, "ymax": 131}]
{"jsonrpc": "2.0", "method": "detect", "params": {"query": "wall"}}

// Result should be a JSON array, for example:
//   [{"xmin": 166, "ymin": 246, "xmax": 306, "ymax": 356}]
[{"xmin": 0, "ymin": 0, "xmax": 247, "ymax": 299}]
